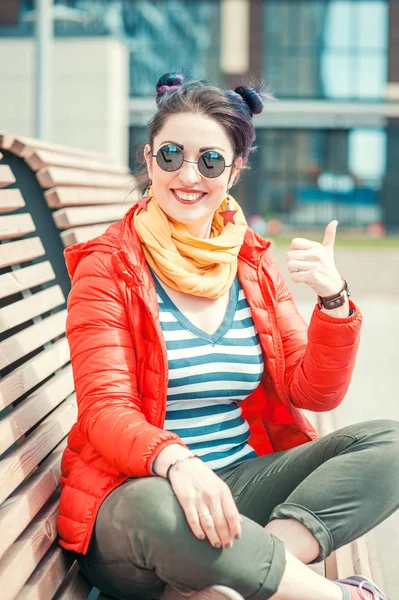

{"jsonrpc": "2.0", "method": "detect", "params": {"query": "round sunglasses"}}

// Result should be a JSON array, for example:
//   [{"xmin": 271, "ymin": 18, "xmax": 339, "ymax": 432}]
[{"xmin": 151, "ymin": 144, "xmax": 234, "ymax": 179}]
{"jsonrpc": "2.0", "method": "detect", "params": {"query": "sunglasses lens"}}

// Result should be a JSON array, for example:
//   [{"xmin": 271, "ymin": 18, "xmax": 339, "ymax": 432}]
[
  {"xmin": 156, "ymin": 144, "xmax": 184, "ymax": 172},
  {"xmin": 199, "ymin": 151, "xmax": 225, "ymax": 178}
]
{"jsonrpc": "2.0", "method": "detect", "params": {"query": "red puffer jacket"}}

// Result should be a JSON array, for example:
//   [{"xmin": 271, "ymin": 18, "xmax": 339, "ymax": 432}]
[{"xmin": 57, "ymin": 205, "xmax": 362, "ymax": 554}]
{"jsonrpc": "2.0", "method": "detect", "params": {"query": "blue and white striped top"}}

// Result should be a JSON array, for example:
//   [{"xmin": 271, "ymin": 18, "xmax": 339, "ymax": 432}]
[{"xmin": 152, "ymin": 272, "xmax": 264, "ymax": 471}]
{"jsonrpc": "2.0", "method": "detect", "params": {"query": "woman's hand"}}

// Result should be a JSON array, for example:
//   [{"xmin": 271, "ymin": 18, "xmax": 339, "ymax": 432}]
[
  {"xmin": 169, "ymin": 457, "xmax": 242, "ymax": 549},
  {"xmin": 286, "ymin": 220, "xmax": 343, "ymax": 297}
]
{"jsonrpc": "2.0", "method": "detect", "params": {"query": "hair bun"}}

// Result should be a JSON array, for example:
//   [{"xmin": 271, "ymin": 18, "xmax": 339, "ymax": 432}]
[
  {"xmin": 234, "ymin": 86, "xmax": 264, "ymax": 116},
  {"xmin": 156, "ymin": 72, "xmax": 184, "ymax": 101}
]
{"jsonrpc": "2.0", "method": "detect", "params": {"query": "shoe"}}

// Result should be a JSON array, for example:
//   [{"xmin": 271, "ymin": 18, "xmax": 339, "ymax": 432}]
[
  {"xmin": 164, "ymin": 584, "xmax": 244, "ymax": 600},
  {"xmin": 336, "ymin": 575, "xmax": 389, "ymax": 599}
]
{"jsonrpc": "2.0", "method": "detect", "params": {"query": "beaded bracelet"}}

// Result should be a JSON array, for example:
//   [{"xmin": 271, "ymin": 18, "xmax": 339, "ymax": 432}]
[{"xmin": 166, "ymin": 454, "xmax": 197, "ymax": 482}]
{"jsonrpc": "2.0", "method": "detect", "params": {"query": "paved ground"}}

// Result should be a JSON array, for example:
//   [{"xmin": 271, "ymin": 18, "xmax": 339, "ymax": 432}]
[{"xmin": 272, "ymin": 246, "xmax": 399, "ymax": 596}]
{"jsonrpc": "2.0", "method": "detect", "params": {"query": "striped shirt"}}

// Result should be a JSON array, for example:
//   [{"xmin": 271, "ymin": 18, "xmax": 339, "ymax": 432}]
[{"xmin": 152, "ymin": 272, "xmax": 264, "ymax": 471}]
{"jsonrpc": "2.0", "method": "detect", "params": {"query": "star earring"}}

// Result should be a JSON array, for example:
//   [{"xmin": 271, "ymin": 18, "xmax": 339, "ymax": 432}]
[{"xmin": 219, "ymin": 195, "xmax": 237, "ymax": 226}]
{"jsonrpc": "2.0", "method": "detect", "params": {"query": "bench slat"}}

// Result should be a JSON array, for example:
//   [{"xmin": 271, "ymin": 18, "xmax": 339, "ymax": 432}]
[
  {"xmin": 0, "ymin": 337, "xmax": 69, "ymax": 410},
  {"xmin": 0, "ymin": 213, "xmax": 36, "ymax": 240},
  {"xmin": 0, "ymin": 165, "xmax": 16, "ymax": 189},
  {"xmin": 0, "ymin": 237, "xmax": 45, "ymax": 268},
  {"xmin": 0, "ymin": 285, "xmax": 65, "ymax": 333},
  {"xmin": 0, "ymin": 396, "xmax": 76, "ymax": 506},
  {"xmin": 18, "ymin": 544, "xmax": 74, "ymax": 600},
  {"xmin": 37, "ymin": 166, "xmax": 131, "ymax": 189},
  {"xmin": 45, "ymin": 186, "xmax": 138, "ymax": 208},
  {"xmin": 0, "ymin": 309, "xmax": 67, "ymax": 370},
  {"xmin": 0, "ymin": 495, "xmax": 60, "ymax": 600},
  {"xmin": 53, "ymin": 205, "xmax": 131, "ymax": 229},
  {"xmin": 26, "ymin": 149, "xmax": 130, "ymax": 176},
  {"xmin": 0, "ymin": 261, "xmax": 55, "ymax": 300},
  {"xmin": 53, "ymin": 562, "xmax": 92, "ymax": 600},
  {"xmin": 0, "ymin": 189, "xmax": 26, "ymax": 213},
  {"xmin": 0, "ymin": 133, "xmax": 113, "ymax": 163},
  {"xmin": 0, "ymin": 364, "xmax": 73, "ymax": 455},
  {"xmin": 61, "ymin": 223, "xmax": 114, "ymax": 247},
  {"xmin": 0, "ymin": 445, "xmax": 65, "ymax": 559}
]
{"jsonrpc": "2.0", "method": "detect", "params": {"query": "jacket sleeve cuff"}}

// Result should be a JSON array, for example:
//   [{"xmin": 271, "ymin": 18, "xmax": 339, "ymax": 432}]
[{"xmin": 314, "ymin": 299, "xmax": 359, "ymax": 324}]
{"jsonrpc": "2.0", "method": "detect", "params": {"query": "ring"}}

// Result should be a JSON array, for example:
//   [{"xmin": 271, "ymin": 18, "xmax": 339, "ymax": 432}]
[{"xmin": 297, "ymin": 260, "xmax": 304, "ymax": 272}]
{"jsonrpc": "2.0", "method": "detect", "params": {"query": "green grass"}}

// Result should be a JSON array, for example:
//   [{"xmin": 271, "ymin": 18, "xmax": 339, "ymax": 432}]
[{"xmin": 270, "ymin": 236, "xmax": 399, "ymax": 249}]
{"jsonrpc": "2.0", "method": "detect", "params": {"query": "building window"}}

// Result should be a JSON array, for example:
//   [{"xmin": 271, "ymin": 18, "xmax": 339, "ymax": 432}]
[{"xmin": 263, "ymin": 0, "xmax": 388, "ymax": 100}]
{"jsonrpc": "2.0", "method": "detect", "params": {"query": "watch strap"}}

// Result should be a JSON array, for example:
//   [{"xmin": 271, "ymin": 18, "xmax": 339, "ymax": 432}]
[{"xmin": 318, "ymin": 279, "xmax": 350, "ymax": 310}]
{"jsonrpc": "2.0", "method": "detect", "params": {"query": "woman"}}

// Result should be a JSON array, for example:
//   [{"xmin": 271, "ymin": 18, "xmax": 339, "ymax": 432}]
[{"xmin": 57, "ymin": 73, "xmax": 399, "ymax": 600}]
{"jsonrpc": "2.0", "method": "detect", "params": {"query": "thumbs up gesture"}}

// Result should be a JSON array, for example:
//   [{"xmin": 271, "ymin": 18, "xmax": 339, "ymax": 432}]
[{"xmin": 286, "ymin": 220, "xmax": 343, "ymax": 297}]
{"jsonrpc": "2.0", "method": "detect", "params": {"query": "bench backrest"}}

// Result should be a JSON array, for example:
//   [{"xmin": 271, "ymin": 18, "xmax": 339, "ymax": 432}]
[{"xmin": 0, "ymin": 135, "xmax": 135, "ymax": 599}]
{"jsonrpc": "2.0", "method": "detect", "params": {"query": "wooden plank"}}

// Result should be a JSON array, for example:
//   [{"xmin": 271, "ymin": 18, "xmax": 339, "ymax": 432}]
[
  {"xmin": 0, "ymin": 165, "xmax": 16, "ymax": 188},
  {"xmin": 2, "ymin": 134, "xmax": 113, "ymax": 163},
  {"xmin": 0, "ymin": 337, "xmax": 70, "ymax": 410},
  {"xmin": 0, "ymin": 189, "xmax": 26, "ymax": 213},
  {"xmin": 26, "ymin": 149, "xmax": 130, "ymax": 176},
  {"xmin": 0, "ymin": 495, "xmax": 60, "ymax": 600},
  {"xmin": 351, "ymin": 537, "xmax": 374, "ymax": 579},
  {"xmin": 0, "ymin": 285, "xmax": 65, "ymax": 333},
  {"xmin": 325, "ymin": 544, "xmax": 355, "ymax": 581},
  {"xmin": 53, "ymin": 563, "xmax": 92, "ymax": 600},
  {"xmin": 0, "ymin": 237, "xmax": 45, "ymax": 268},
  {"xmin": 0, "ymin": 261, "xmax": 55, "ymax": 300},
  {"xmin": 36, "ymin": 166, "xmax": 132, "ymax": 189},
  {"xmin": 0, "ymin": 445, "xmax": 65, "ymax": 559},
  {"xmin": 0, "ymin": 213, "xmax": 35, "ymax": 240},
  {"xmin": 18, "ymin": 545, "xmax": 74, "ymax": 600},
  {"xmin": 61, "ymin": 223, "xmax": 114, "ymax": 247},
  {"xmin": 0, "ymin": 364, "xmax": 73, "ymax": 455},
  {"xmin": 53, "ymin": 204, "xmax": 132, "ymax": 229},
  {"xmin": 0, "ymin": 309, "xmax": 67, "ymax": 370},
  {"xmin": 0, "ymin": 396, "xmax": 77, "ymax": 505},
  {"xmin": 0, "ymin": 133, "xmax": 16, "ymax": 151},
  {"xmin": 45, "ymin": 186, "xmax": 139, "ymax": 208}
]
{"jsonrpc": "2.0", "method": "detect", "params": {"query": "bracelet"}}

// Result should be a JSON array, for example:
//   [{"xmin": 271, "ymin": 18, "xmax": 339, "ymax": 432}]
[{"xmin": 166, "ymin": 454, "xmax": 197, "ymax": 482}]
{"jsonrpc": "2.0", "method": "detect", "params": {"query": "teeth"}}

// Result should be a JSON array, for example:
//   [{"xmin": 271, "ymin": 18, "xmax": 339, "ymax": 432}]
[{"xmin": 174, "ymin": 190, "xmax": 204, "ymax": 201}]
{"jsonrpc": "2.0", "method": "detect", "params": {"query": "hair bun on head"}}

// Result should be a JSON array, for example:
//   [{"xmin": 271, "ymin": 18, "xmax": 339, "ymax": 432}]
[
  {"xmin": 156, "ymin": 72, "xmax": 184, "ymax": 101},
  {"xmin": 234, "ymin": 86, "xmax": 264, "ymax": 116}
]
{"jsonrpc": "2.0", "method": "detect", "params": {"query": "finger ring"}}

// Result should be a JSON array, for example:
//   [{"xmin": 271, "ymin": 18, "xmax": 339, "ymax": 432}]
[
  {"xmin": 297, "ymin": 260, "xmax": 304, "ymax": 272},
  {"xmin": 199, "ymin": 510, "xmax": 212, "ymax": 519}
]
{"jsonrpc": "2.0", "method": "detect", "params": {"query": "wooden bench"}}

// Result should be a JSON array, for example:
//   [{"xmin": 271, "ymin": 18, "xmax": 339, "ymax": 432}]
[{"xmin": 0, "ymin": 134, "xmax": 378, "ymax": 599}]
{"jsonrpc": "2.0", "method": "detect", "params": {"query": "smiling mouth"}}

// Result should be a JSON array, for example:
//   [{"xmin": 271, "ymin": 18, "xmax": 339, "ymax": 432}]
[{"xmin": 171, "ymin": 190, "xmax": 207, "ymax": 204}]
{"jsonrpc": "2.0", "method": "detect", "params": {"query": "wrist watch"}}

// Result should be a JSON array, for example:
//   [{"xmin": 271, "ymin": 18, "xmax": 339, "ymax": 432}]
[{"xmin": 317, "ymin": 278, "xmax": 350, "ymax": 310}]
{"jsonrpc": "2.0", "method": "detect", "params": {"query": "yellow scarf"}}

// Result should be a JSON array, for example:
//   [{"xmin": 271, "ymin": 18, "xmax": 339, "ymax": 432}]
[{"xmin": 133, "ymin": 187, "xmax": 247, "ymax": 298}]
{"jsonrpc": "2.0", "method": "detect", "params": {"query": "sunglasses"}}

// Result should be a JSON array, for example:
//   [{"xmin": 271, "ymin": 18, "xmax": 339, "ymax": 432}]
[{"xmin": 151, "ymin": 144, "xmax": 234, "ymax": 179}]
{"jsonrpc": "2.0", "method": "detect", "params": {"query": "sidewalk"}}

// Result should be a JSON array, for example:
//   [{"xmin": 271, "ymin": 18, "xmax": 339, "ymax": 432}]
[{"xmin": 271, "ymin": 247, "xmax": 399, "ymax": 596}]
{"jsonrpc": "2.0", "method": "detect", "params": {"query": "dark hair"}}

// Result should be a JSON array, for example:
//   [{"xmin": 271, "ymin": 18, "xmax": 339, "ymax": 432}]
[{"xmin": 133, "ymin": 72, "xmax": 274, "ymax": 193}]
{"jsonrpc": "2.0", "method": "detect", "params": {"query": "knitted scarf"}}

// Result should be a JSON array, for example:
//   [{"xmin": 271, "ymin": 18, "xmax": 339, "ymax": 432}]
[{"xmin": 133, "ymin": 187, "xmax": 247, "ymax": 298}]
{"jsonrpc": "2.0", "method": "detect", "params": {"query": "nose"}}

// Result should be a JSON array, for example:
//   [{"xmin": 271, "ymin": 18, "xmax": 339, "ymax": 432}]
[{"xmin": 178, "ymin": 160, "xmax": 201, "ymax": 185}]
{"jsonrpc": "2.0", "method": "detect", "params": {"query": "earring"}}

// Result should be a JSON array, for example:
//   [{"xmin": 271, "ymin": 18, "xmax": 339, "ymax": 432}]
[{"xmin": 219, "ymin": 195, "xmax": 237, "ymax": 226}]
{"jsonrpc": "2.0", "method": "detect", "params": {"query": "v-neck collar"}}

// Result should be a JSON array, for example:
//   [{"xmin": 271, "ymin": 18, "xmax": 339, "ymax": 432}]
[{"xmin": 151, "ymin": 271, "xmax": 239, "ymax": 346}]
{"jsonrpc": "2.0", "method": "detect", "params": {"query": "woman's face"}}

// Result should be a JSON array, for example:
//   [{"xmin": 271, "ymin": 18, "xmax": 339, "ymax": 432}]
[{"xmin": 144, "ymin": 112, "xmax": 243, "ymax": 238}]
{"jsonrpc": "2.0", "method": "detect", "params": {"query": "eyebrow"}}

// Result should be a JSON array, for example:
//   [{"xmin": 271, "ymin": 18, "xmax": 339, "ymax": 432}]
[{"xmin": 159, "ymin": 141, "xmax": 226, "ymax": 153}]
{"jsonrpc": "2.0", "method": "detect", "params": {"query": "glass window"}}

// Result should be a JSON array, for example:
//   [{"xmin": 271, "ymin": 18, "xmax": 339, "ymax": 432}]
[{"xmin": 263, "ymin": 0, "xmax": 388, "ymax": 100}]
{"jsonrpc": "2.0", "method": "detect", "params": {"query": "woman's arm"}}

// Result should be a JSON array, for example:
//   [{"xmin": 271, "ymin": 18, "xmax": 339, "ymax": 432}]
[
  {"xmin": 272, "ymin": 262, "xmax": 362, "ymax": 413},
  {"xmin": 67, "ymin": 253, "xmax": 188, "ymax": 477}
]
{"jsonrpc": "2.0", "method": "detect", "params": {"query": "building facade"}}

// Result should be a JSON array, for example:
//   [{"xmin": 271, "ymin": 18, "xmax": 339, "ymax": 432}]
[{"xmin": 2, "ymin": 0, "xmax": 398, "ymax": 229}]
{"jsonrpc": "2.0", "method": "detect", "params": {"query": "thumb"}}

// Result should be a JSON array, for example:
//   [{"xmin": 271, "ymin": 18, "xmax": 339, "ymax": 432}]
[{"xmin": 322, "ymin": 220, "xmax": 338, "ymax": 248}]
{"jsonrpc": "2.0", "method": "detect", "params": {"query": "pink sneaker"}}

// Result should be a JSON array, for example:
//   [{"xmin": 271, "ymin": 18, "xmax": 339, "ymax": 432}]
[
  {"xmin": 336, "ymin": 575, "xmax": 389, "ymax": 599},
  {"xmin": 164, "ymin": 584, "xmax": 244, "ymax": 600}
]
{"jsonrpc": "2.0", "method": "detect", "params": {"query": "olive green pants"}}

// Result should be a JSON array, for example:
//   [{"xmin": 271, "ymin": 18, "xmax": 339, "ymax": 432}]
[{"xmin": 76, "ymin": 419, "xmax": 399, "ymax": 600}]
